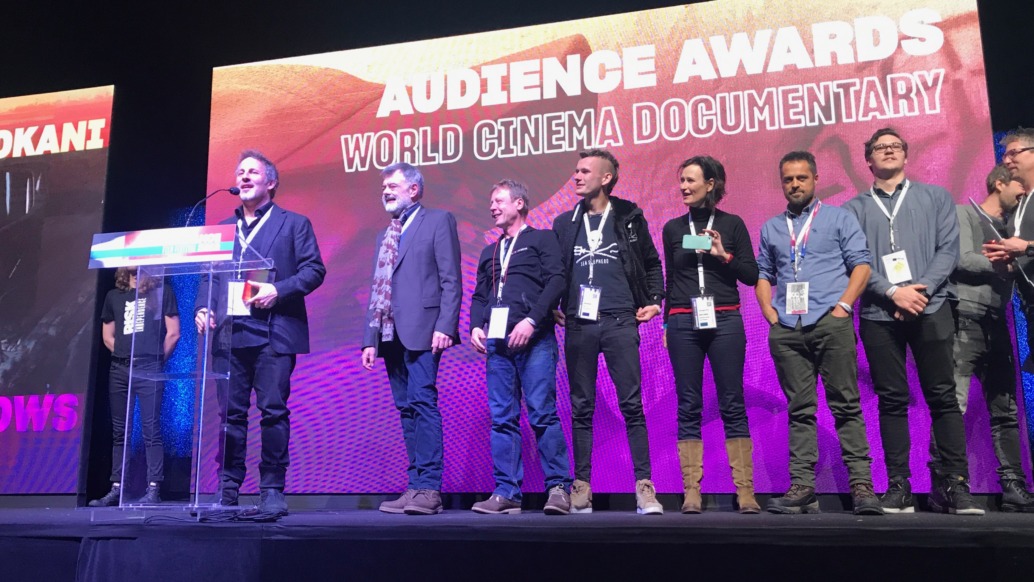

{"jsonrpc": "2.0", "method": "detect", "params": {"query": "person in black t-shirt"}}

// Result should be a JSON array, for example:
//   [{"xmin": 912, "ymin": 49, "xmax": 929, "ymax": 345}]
[
  {"xmin": 89, "ymin": 267, "xmax": 180, "ymax": 507},
  {"xmin": 661, "ymin": 156, "xmax": 760, "ymax": 514}
]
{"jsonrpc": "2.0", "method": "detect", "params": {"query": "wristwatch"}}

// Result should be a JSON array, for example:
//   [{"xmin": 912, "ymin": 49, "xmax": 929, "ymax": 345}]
[
  {"xmin": 1025, "ymin": 241, "xmax": 1034, "ymax": 258},
  {"xmin": 836, "ymin": 301, "xmax": 853, "ymax": 314}
]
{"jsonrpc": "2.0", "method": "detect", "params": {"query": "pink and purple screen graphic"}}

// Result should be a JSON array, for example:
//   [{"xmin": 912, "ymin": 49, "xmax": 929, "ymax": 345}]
[{"xmin": 205, "ymin": 0, "xmax": 1026, "ymax": 493}]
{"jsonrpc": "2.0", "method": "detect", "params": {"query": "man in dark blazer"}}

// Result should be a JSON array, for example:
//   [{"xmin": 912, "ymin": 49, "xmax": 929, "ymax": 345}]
[
  {"xmin": 362, "ymin": 162, "xmax": 462, "ymax": 516},
  {"xmin": 195, "ymin": 150, "xmax": 325, "ymax": 517}
]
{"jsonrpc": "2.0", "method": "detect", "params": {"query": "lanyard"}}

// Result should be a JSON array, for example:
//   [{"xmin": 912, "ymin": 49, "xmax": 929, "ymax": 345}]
[
  {"xmin": 786, "ymin": 201, "xmax": 820, "ymax": 279},
  {"xmin": 236, "ymin": 207, "xmax": 274, "ymax": 259},
  {"xmin": 689, "ymin": 211, "xmax": 715, "ymax": 293},
  {"xmin": 496, "ymin": 225, "xmax": 526, "ymax": 301},
  {"xmin": 581, "ymin": 202, "xmax": 612, "ymax": 284},
  {"xmin": 1015, "ymin": 192, "xmax": 1033, "ymax": 237},
  {"xmin": 869, "ymin": 179, "xmax": 910, "ymax": 250}
]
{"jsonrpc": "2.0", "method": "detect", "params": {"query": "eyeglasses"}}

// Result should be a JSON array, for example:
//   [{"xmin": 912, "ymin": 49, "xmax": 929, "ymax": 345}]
[
  {"xmin": 1003, "ymin": 146, "xmax": 1034, "ymax": 160},
  {"xmin": 872, "ymin": 142, "xmax": 904, "ymax": 153}
]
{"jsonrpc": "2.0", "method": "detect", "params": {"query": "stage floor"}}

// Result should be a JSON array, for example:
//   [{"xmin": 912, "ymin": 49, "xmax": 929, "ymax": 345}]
[{"xmin": 3, "ymin": 499, "xmax": 1032, "ymax": 581}]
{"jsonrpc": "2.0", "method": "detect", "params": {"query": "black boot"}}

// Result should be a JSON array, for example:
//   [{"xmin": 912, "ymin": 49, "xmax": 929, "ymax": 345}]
[
  {"xmin": 136, "ymin": 483, "xmax": 161, "ymax": 504},
  {"xmin": 88, "ymin": 483, "xmax": 121, "ymax": 507},
  {"xmin": 1000, "ymin": 480, "xmax": 1034, "ymax": 513}
]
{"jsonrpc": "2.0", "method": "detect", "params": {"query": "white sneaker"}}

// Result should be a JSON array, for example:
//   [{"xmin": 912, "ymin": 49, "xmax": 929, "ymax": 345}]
[{"xmin": 636, "ymin": 479, "xmax": 663, "ymax": 515}]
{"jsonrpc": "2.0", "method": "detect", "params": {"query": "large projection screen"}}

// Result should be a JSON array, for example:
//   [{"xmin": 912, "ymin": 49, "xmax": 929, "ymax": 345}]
[
  {"xmin": 207, "ymin": 0, "xmax": 1016, "ymax": 494},
  {"xmin": 0, "ymin": 86, "xmax": 114, "ymax": 494}
]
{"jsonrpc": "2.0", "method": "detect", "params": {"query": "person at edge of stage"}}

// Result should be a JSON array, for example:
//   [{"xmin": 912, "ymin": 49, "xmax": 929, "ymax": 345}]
[
  {"xmin": 468, "ymin": 179, "xmax": 573, "ymax": 515},
  {"xmin": 90, "ymin": 267, "xmax": 180, "ymax": 506},
  {"xmin": 195, "ymin": 150, "xmax": 326, "ymax": 517},
  {"xmin": 362, "ymin": 162, "xmax": 462, "ymax": 516},
  {"xmin": 660, "ymin": 155, "xmax": 761, "ymax": 514},
  {"xmin": 843, "ymin": 128, "xmax": 983, "ymax": 515},
  {"xmin": 756, "ymin": 150, "xmax": 882, "ymax": 516},
  {"xmin": 552, "ymin": 149, "xmax": 665, "ymax": 515}
]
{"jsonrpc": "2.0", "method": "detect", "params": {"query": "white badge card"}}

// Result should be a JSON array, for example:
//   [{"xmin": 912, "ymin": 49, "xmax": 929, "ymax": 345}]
[
  {"xmin": 786, "ymin": 281, "xmax": 809, "ymax": 315},
  {"xmin": 692, "ymin": 295, "xmax": 717, "ymax": 329},
  {"xmin": 881, "ymin": 250, "xmax": 913, "ymax": 285},
  {"xmin": 226, "ymin": 281, "xmax": 251, "ymax": 316},
  {"xmin": 577, "ymin": 285, "xmax": 602, "ymax": 321},
  {"xmin": 488, "ymin": 305, "xmax": 510, "ymax": 339}
]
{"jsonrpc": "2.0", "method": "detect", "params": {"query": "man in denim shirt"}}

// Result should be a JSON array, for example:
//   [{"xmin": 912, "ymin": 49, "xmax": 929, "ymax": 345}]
[
  {"xmin": 756, "ymin": 151, "xmax": 881, "ymax": 515},
  {"xmin": 844, "ymin": 127, "xmax": 982, "ymax": 515}
]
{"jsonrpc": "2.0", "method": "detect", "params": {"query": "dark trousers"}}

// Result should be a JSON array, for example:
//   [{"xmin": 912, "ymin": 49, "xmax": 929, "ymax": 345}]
[
  {"xmin": 859, "ymin": 304, "xmax": 969, "ymax": 480},
  {"xmin": 666, "ymin": 311, "xmax": 750, "ymax": 441},
  {"xmin": 931, "ymin": 309, "xmax": 1024, "ymax": 482},
  {"xmin": 769, "ymin": 312, "xmax": 873, "ymax": 487},
  {"xmin": 565, "ymin": 313, "xmax": 651, "ymax": 482},
  {"xmin": 486, "ymin": 334, "xmax": 571, "ymax": 501},
  {"xmin": 381, "ymin": 337, "xmax": 444, "ymax": 491},
  {"xmin": 223, "ymin": 343, "xmax": 296, "ymax": 491},
  {"xmin": 108, "ymin": 360, "xmax": 164, "ymax": 483}
]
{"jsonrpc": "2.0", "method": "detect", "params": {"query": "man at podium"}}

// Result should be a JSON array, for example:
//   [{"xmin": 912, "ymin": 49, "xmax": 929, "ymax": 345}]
[{"xmin": 195, "ymin": 150, "xmax": 325, "ymax": 517}]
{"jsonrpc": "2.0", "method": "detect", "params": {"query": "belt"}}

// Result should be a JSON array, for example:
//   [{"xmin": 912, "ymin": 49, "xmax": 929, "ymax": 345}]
[{"xmin": 111, "ymin": 355, "xmax": 131, "ymax": 366}]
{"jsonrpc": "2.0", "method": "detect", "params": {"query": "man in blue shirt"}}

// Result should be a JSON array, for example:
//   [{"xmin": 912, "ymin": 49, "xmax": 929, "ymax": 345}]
[
  {"xmin": 756, "ymin": 151, "xmax": 881, "ymax": 515},
  {"xmin": 844, "ymin": 127, "xmax": 982, "ymax": 515}
]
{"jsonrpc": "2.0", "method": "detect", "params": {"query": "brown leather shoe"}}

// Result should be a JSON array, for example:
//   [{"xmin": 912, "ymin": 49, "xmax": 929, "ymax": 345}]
[
  {"xmin": 403, "ymin": 489, "xmax": 443, "ymax": 515},
  {"xmin": 471, "ymin": 494, "xmax": 521, "ymax": 514}
]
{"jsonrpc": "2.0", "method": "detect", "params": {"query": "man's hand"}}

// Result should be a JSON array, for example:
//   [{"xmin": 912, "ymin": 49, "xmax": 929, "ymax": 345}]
[
  {"xmin": 983, "ymin": 237, "xmax": 1027, "ymax": 262},
  {"xmin": 195, "ymin": 308, "xmax": 216, "ymax": 333},
  {"xmin": 761, "ymin": 305, "xmax": 779, "ymax": 325},
  {"xmin": 508, "ymin": 319, "xmax": 535, "ymax": 350},
  {"xmin": 470, "ymin": 328, "xmax": 487, "ymax": 354},
  {"xmin": 245, "ymin": 282, "xmax": 279, "ymax": 310},
  {"xmin": 553, "ymin": 309, "xmax": 566, "ymax": 327},
  {"xmin": 636, "ymin": 304, "xmax": 661, "ymax": 322},
  {"xmin": 890, "ymin": 283, "xmax": 929, "ymax": 317},
  {"xmin": 893, "ymin": 309, "xmax": 918, "ymax": 322},
  {"xmin": 431, "ymin": 331, "xmax": 454, "ymax": 354},
  {"xmin": 831, "ymin": 304, "xmax": 851, "ymax": 318},
  {"xmin": 361, "ymin": 347, "xmax": 377, "ymax": 370}
]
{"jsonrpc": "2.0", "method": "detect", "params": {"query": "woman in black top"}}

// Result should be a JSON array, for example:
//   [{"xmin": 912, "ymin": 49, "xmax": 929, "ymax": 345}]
[
  {"xmin": 661, "ymin": 156, "xmax": 759, "ymax": 514},
  {"xmin": 89, "ymin": 267, "xmax": 179, "ymax": 507}
]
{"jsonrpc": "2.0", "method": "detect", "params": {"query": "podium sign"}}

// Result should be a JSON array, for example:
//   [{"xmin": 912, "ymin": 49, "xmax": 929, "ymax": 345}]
[{"xmin": 89, "ymin": 225, "xmax": 236, "ymax": 268}]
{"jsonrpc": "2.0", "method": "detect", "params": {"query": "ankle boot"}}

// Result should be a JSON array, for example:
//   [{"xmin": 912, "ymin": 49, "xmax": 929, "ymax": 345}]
[
  {"xmin": 726, "ymin": 438, "xmax": 760, "ymax": 514},
  {"xmin": 677, "ymin": 440, "xmax": 704, "ymax": 513}
]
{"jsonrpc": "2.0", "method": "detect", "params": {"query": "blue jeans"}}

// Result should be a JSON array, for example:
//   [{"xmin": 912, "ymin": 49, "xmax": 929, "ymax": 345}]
[
  {"xmin": 382, "ymin": 338, "xmax": 444, "ymax": 490},
  {"xmin": 486, "ymin": 333, "xmax": 571, "ymax": 501}
]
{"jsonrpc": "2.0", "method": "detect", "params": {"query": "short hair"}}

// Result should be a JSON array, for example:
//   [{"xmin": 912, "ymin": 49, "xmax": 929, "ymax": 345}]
[
  {"xmin": 1000, "ymin": 127, "xmax": 1034, "ymax": 148},
  {"xmin": 579, "ymin": 149, "xmax": 620, "ymax": 194},
  {"xmin": 238, "ymin": 150, "xmax": 279, "ymax": 197},
  {"xmin": 778, "ymin": 151, "xmax": 818, "ymax": 175},
  {"xmin": 863, "ymin": 127, "xmax": 909, "ymax": 159},
  {"xmin": 492, "ymin": 179, "xmax": 530, "ymax": 217},
  {"xmin": 677, "ymin": 156, "xmax": 727, "ymax": 209},
  {"xmin": 382, "ymin": 162, "xmax": 425, "ymax": 199},
  {"xmin": 986, "ymin": 164, "xmax": 1014, "ymax": 194}
]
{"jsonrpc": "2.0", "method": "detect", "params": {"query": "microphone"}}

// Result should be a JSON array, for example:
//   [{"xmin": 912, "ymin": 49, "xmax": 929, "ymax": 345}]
[{"xmin": 185, "ymin": 187, "xmax": 241, "ymax": 226}]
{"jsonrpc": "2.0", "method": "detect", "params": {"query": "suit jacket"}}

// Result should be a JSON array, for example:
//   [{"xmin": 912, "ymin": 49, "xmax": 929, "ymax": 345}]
[
  {"xmin": 196, "ymin": 203, "xmax": 326, "ymax": 354},
  {"xmin": 363, "ymin": 205, "xmax": 462, "ymax": 352}
]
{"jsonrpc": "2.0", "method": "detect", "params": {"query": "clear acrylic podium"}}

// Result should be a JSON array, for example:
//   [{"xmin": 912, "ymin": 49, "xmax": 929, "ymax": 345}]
[{"xmin": 116, "ymin": 258, "xmax": 275, "ymax": 510}]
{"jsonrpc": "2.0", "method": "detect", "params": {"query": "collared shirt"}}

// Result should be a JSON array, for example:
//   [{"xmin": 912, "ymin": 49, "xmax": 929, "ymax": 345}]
[
  {"xmin": 232, "ymin": 201, "xmax": 276, "ymax": 346},
  {"xmin": 843, "ymin": 179, "xmax": 960, "ymax": 321},
  {"xmin": 235, "ymin": 200, "xmax": 275, "ymax": 237},
  {"xmin": 758, "ymin": 200, "xmax": 871, "ymax": 328},
  {"xmin": 398, "ymin": 203, "xmax": 422, "ymax": 245}
]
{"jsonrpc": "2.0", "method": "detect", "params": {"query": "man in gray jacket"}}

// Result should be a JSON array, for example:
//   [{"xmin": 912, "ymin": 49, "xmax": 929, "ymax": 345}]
[
  {"xmin": 945, "ymin": 165, "xmax": 1033, "ymax": 511},
  {"xmin": 844, "ymin": 127, "xmax": 982, "ymax": 515}
]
